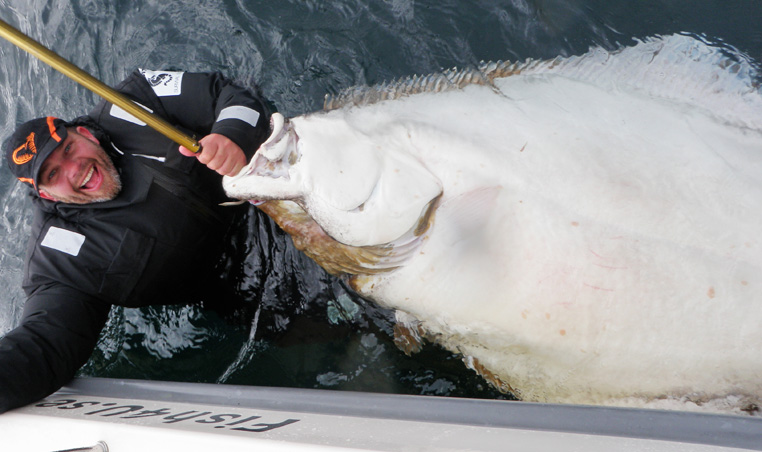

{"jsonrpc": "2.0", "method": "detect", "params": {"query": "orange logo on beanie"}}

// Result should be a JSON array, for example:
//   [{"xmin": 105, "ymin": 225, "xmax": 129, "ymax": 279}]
[
  {"xmin": 12, "ymin": 132, "xmax": 37, "ymax": 165},
  {"xmin": 46, "ymin": 116, "xmax": 62, "ymax": 142}
]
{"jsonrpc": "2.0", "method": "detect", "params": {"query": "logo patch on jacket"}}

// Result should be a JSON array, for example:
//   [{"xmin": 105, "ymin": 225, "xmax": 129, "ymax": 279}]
[
  {"xmin": 139, "ymin": 69, "xmax": 184, "ymax": 97},
  {"xmin": 41, "ymin": 226, "xmax": 86, "ymax": 256}
]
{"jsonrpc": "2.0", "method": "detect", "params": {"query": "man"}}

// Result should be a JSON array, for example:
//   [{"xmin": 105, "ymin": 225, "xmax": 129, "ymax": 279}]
[{"xmin": 0, "ymin": 69, "xmax": 271, "ymax": 413}]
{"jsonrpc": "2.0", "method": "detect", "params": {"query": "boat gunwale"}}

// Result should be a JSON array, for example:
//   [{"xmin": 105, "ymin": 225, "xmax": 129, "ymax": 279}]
[{"xmin": 51, "ymin": 377, "xmax": 762, "ymax": 451}]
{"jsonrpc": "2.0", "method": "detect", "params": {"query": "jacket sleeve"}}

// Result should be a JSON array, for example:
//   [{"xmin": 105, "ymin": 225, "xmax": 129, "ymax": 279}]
[
  {"xmin": 0, "ymin": 286, "xmax": 110, "ymax": 414},
  {"xmin": 137, "ymin": 70, "xmax": 272, "ymax": 158}
]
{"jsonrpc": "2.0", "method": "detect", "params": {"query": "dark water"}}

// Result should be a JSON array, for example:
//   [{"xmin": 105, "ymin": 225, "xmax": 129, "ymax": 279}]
[{"xmin": 0, "ymin": 0, "xmax": 760, "ymax": 400}]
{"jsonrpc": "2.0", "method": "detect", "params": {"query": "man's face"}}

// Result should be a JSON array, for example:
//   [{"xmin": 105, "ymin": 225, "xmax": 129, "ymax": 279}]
[{"xmin": 38, "ymin": 126, "xmax": 122, "ymax": 204}]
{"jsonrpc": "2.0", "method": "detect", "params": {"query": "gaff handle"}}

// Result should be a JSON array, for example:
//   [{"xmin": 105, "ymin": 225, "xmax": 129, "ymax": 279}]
[{"xmin": 0, "ymin": 17, "xmax": 201, "ymax": 153}]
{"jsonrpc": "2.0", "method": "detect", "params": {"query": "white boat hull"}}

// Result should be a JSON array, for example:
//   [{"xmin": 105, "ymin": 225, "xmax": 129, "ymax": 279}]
[{"xmin": 1, "ymin": 378, "xmax": 760, "ymax": 451}]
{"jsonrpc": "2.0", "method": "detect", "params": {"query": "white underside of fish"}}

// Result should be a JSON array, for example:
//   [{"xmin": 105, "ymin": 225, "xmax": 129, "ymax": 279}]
[{"xmin": 223, "ymin": 34, "xmax": 762, "ymax": 412}]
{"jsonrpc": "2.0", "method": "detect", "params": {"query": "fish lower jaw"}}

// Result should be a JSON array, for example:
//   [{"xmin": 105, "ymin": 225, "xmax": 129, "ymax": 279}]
[
  {"xmin": 258, "ymin": 113, "xmax": 297, "ymax": 162},
  {"xmin": 262, "ymin": 112, "xmax": 286, "ymax": 147}
]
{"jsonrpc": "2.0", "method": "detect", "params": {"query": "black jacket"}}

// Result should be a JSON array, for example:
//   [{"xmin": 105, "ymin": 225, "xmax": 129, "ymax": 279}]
[{"xmin": 0, "ymin": 70, "xmax": 270, "ymax": 413}]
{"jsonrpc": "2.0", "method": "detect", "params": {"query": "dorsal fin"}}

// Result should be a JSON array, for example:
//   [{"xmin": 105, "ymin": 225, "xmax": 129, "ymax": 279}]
[
  {"xmin": 323, "ymin": 59, "xmax": 542, "ymax": 111},
  {"xmin": 324, "ymin": 34, "xmax": 762, "ymax": 130}
]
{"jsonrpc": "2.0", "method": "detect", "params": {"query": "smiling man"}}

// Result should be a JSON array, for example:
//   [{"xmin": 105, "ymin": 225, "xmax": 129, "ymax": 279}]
[
  {"xmin": 13, "ymin": 120, "xmax": 122, "ymax": 204},
  {"xmin": 38, "ymin": 126, "xmax": 122, "ymax": 204},
  {"xmin": 0, "ymin": 69, "xmax": 271, "ymax": 413}
]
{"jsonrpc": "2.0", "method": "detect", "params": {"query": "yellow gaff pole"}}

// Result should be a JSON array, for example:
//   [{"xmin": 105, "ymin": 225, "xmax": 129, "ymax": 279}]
[{"xmin": 0, "ymin": 17, "xmax": 201, "ymax": 153}]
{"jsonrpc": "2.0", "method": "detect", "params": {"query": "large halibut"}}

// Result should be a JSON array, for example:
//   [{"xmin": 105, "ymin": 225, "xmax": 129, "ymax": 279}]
[{"xmin": 223, "ymin": 34, "xmax": 762, "ymax": 413}]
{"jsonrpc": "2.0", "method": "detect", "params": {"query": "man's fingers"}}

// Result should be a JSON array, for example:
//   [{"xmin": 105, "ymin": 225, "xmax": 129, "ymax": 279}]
[
  {"xmin": 178, "ymin": 146, "xmax": 197, "ymax": 157},
  {"xmin": 216, "ymin": 160, "xmax": 235, "ymax": 176},
  {"xmin": 196, "ymin": 148, "xmax": 216, "ymax": 166},
  {"xmin": 179, "ymin": 144, "xmax": 213, "ymax": 164},
  {"xmin": 218, "ymin": 157, "xmax": 245, "ymax": 177},
  {"xmin": 195, "ymin": 147, "xmax": 245, "ymax": 176},
  {"xmin": 177, "ymin": 133, "xmax": 246, "ymax": 176},
  {"xmin": 230, "ymin": 160, "xmax": 245, "ymax": 175},
  {"xmin": 206, "ymin": 149, "xmax": 228, "ymax": 171}
]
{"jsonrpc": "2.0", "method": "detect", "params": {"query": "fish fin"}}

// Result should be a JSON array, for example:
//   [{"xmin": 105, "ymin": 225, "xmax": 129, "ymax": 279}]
[
  {"xmin": 393, "ymin": 310, "xmax": 425, "ymax": 356},
  {"xmin": 324, "ymin": 60, "xmax": 529, "ymax": 110},
  {"xmin": 512, "ymin": 34, "xmax": 762, "ymax": 130},
  {"xmin": 325, "ymin": 35, "xmax": 762, "ymax": 130},
  {"xmin": 462, "ymin": 354, "xmax": 517, "ymax": 396}
]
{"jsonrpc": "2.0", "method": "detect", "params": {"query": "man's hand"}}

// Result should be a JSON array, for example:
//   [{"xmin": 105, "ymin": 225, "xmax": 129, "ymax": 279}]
[{"xmin": 179, "ymin": 133, "xmax": 246, "ymax": 176}]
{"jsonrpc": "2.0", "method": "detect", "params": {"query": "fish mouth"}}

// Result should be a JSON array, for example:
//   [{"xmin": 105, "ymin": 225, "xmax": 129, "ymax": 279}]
[
  {"xmin": 221, "ymin": 112, "xmax": 301, "ymax": 202},
  {"xmin": 258, "ymin": 112, "xmax": 296, "ymax": 162},
  {"xmin": 242, "ymin": 112, "xmax": 299, "ymax": 179}
]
